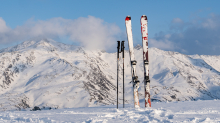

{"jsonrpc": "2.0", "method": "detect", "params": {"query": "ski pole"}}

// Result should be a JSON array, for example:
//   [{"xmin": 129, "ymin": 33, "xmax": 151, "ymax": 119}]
[
  {"xmin": 117, "ymin": 41, "xmax": 120, "ymax": 109},
  {"xmin": 121, "ymin": 41, "xmax": 125, "ymax": 108}
]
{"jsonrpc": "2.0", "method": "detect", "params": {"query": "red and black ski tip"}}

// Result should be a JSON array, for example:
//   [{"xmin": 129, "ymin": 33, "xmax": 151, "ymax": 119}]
[
  {"xmin": 141, "ymin": 15, "xmax": 147, "ymax": 20},
  {"xmin": 125, "ymin": 16, "xmax": 131, "ymax": 21}
]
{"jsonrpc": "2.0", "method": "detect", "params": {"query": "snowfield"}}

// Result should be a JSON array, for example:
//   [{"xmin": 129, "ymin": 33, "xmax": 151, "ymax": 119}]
[{"xmin": 1, "ymin": 100, "xmax": 220, "ymax": 122}]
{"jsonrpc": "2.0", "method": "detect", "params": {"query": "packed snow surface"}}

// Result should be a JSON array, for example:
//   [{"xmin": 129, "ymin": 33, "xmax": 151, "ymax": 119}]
[{"xmin": 0, "ymin": 100, "xmax": 220, "ymax": 122}]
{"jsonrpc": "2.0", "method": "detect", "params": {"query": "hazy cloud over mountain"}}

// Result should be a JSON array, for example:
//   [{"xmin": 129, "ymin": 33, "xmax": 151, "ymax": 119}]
[
  {"xmin": 150, "ymin": 13, "xmax": 220, "ymax": 55},
  {"xmin": 0, "ymin": 16, "xmax": 120, "ymax": 51},
  {"xmin": 1, "ymin": 14, "xmax": 220, "ymax": 55}
]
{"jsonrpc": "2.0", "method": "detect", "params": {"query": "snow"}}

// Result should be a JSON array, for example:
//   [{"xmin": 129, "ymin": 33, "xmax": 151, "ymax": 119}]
[
  {"xmin": 1, "ymin": 100, "xmax": 220, "ymax": 122},
  {"xmin": 1, "ymin": 39, "xmax": 220, "ymax": 122}
]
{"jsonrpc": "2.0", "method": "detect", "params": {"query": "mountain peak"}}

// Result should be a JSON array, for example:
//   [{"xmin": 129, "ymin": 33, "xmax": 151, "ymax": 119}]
[
  {"xmin": 134, "ymin": 44, "xmax": 142, "ymax": 50},
  {"xmin": 0, "ymin": 39, "xmax": 78, "ymax": 53}
]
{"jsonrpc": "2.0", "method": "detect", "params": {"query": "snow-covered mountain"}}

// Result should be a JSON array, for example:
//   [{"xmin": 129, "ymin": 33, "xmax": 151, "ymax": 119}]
[{"xmin": 1, "ymin": 39, "xmax": 220, "ymax": 111}]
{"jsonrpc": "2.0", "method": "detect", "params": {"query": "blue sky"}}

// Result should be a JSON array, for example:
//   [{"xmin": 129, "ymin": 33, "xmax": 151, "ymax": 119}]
[{"xmin": 0, "ymin": 0, "xmax": 220, "ymax": 55}]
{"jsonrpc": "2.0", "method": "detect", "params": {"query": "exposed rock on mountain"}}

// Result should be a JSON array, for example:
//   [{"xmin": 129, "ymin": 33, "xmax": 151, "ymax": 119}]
[{"xmin": 0, "ymin": 39, "xmax": 220, "ymax": 111}]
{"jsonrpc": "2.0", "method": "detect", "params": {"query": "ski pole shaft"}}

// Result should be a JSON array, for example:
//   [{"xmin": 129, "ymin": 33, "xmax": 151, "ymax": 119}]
[
  {"xmin": 121, "ymin": 41, "xmax": 125, "ymax": 108},
  {"xmin": 117, "ymin": 41, "xmax": 120, "ymax": 109}
]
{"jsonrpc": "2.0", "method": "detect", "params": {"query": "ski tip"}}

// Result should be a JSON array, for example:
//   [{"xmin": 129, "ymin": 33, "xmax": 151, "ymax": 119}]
[
  {"xmin": 141, "ymin": 15, "xmax": 147, "ymax": 20},
  {"xmin": 125, "ymin": 16, "xmax": 131, "ymax": 21}
]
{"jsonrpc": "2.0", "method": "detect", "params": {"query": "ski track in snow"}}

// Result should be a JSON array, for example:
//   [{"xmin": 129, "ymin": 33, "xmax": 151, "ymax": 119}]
[{"xmin": 1, "ymin": 100, "xmax": 220, "ymax": 123}]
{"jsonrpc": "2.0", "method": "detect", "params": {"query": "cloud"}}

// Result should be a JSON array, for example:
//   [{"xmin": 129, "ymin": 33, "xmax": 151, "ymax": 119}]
[
  {"xmin": 0, "ymin": 17, "xmax": 10, "ymax": 33},
  {"xmin": 151, "ymin": 13, "xmax": 220, "ymax": 55},
  {"xmin": 149, "ymin": 35, "xmax": 177, "ymax": 51},
  {"xmin": 172, "ymin": 18, "xmax": 184, "ymax": 24},
  {"xmin": 0, "ymin": 16, "xmax": 121, "ymax": 51}
]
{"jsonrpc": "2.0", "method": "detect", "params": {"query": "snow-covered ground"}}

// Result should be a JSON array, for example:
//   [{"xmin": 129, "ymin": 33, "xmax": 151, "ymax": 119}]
[{"xmin": 1, "ymin": 100, "xmax": 220, "ymax": 122}]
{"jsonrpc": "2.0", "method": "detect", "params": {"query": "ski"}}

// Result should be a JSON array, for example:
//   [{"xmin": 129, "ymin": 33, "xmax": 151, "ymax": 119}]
[
  {"xmin": 140, "ymin": 15, "xmax": 151, "ymax": 107},
  {"xmin": 125, "ymin": 16, "xmax": 140, "ymax": 108}
]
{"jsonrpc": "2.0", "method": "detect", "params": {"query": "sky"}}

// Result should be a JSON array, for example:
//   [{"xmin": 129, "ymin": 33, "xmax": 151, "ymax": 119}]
[{"xmin": 0, "ymin": 0, "xmax": 220, "ymax": 55}]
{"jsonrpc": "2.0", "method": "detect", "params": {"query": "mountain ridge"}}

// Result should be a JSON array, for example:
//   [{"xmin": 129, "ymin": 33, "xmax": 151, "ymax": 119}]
[{"xmin": 1, "ymin": 39, "xmax": 220, "ymax": 111}]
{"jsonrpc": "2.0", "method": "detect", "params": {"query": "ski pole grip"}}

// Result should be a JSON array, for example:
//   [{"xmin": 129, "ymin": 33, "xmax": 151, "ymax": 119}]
[{"xmin": 117, "ymin": 41, "xmax": 120, "ymax": 58}]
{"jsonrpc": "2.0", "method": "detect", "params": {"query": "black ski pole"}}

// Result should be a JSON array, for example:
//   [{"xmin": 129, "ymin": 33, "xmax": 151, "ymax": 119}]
[
  {"xmin": 121, "ymin": 41, "xmax": 125, "ymax": 108},
  {"xmin": 117, "ymin": 41, "xmax": 120, "ymax": 109}
]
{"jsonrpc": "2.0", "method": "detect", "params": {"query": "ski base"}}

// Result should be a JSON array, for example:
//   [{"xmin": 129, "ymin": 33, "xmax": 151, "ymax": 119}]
[
  {"xmin": 133, "ymin": 82, "xmax": 140, "ymax": 108},
  {"xmin": 144, "ymin": 80, "xmax": 151, "ymax": 107}
]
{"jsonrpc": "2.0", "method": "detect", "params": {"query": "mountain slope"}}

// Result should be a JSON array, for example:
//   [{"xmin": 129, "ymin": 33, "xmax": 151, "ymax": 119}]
[{"xmin": 0, "ymin": 39, "xmax": 220, "ymax": 111}]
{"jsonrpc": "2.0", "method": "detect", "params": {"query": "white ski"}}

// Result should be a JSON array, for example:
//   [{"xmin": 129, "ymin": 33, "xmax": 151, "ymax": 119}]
[
  {"xmin": 125, "ymin": 16, "xmax": 140, "ymax": 108},
  {"xmin": 140, "ymin": 15, "xmax": 151, "ymax": 107}
]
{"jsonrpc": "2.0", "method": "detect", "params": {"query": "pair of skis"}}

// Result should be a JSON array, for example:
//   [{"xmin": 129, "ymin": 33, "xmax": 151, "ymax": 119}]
[{"xmin": 125, "ymin": 15, "xmax": 151, "ymax": 108}]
